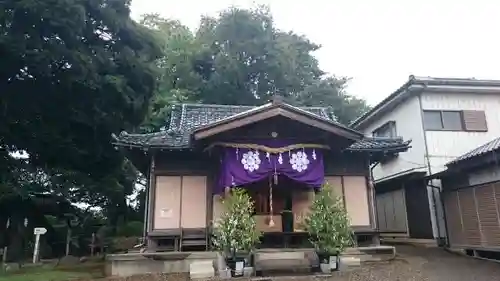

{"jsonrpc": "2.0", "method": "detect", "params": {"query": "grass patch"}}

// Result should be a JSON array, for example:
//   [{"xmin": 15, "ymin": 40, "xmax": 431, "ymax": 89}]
[
  {"xmin": 0, "ymin": 269, "xmax": 92, "ymax": 281},
  {"xmin": 0, "ymin": 262, "xmax": 105, "ymax": 281}
]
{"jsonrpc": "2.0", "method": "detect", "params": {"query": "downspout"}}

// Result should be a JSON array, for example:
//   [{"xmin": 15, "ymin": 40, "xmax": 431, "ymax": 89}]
[
  {"xmin": 370, "ymin": 160, "xmax": 381, "ymax": 233},
  {"xmin": 427, "ymin": 181, "xmax": 450, "ymax": 247},
  {"xmin": 417, "ymin": 93, "xmax": 443, "ymax": 245}
]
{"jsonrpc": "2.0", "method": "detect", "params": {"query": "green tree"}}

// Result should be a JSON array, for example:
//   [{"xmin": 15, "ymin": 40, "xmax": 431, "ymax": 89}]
[
  {"xmin": 289, "ymin": 77, "xmax": 371, "ymax": 125},
  {"xmin": 140, "ymin": 6, "xmax": 369, "ymax": 128},
  {"xmin": 0, "ymin": 0, "xmax": 161, "ymax": 177},
  {"xmin": 194, "ymin": 6, "xmax": 323, "ymax": 105},
  {"xmin": 139, "ymin": 13, "xmax": 202, "ymax": 132},
  {"xmin": 0, "ymin": 0, "xmax": 161, "ymax": 260}
]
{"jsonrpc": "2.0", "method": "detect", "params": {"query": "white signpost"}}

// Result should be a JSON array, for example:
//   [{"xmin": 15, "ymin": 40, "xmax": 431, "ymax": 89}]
[{"xmin": 33, "ymin": 227, "xmax": 47, "ymax": 264}]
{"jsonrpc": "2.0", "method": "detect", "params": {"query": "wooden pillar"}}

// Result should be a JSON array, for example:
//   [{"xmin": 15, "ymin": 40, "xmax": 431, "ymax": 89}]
[{"xmin": 146, "ymin": 154, "xmax": 157, "ymax": 250}]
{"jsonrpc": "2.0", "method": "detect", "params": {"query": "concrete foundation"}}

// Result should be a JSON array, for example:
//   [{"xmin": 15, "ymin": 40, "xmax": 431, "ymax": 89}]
[
  {"xmin": 106, "ymin": 246, "xmax": 396, "ymax": 277},
  {"xmin": 381, "ymin": 237, "xmax": 438, "ymax": 248},
  {"xmin": 107, "ymin": 251, "xmax": 217, "ymax": 277}
]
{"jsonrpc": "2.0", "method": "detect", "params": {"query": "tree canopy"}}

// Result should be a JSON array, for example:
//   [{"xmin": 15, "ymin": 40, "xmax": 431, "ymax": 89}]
[
  {"xmin": 140, "ymin": 6, "xmax": 370, "ymax": 131},
  {"xmin": 1, "ymin": 0, "xmax": 161, "ymax": 176},
  {"xmin": 0, "ymin": 0, "xmax": 160, "ymax": 259}
]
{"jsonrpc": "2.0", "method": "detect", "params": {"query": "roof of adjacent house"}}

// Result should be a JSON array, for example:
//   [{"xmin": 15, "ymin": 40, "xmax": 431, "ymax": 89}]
[
  {"xmin": 350, "ymin": 75, "xmax": 500, "ymax": 130},
  {"xmin": 448, "ymin": 137, "xmax": 500, "ymax": 166},
  {"xmin": 114, "ymin": 103, "xmax": 411, "ymax": 152}
]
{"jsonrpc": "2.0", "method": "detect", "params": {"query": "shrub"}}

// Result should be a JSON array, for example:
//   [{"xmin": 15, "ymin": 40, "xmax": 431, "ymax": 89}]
[
  {"xmin": 304, "ymin": 183, "xmax": 354, "ymax": 255},
  {"xmin": 211, "ymin": 188, "xmax": 261, "ymax": 256}
]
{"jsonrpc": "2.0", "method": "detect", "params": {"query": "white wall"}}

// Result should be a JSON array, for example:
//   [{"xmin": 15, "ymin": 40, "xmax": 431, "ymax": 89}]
[
  {"xmin": 421, "ymin": 92, "xmax": 500, "ymax": 174},
  {"xmin": 358, "ymin": 91, "xmax": 500, "ymax": 240},
  {"xmin": 361, "ymin": 96, "xmax": 427, "ymax": 181}
]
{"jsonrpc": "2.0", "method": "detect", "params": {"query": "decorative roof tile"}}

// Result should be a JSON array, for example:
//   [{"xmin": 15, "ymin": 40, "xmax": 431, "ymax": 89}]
[
  {"xmin": 114, "ymin": 103, "xmax": 410, "ymax": 152},
  {"xmin": 448, "ymin": 137, "xmax": 500, "ymax": 165}
]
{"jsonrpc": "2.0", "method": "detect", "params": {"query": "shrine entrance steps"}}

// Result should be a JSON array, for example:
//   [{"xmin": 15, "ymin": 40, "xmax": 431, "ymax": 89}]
[
  {"xmin": 105, "ymin": 246, "xmax": 395, "ymax": 278},
  {"xmin": 253, "ymin": 246, "xmax": 395, "ymax": 275}
]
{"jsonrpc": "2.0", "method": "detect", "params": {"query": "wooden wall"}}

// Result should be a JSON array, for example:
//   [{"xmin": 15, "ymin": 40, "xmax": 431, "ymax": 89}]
[
  {"xmin": 444, "ymin": 181, "xmax": 500, "ymax": 250},
  {"xmin": 324, "ymin": 176, "xmax": 372, "ymax": 228},
  {"xmin": 149, "ymin": 149, "xmax": 373, "ymax": 232},
  {"xmin": 376, "ymin": 189, "xmax": 407, "ymax": 233},
  {"xmin": 153, "ymin": 175, "xmax": 208, "ymax": 230},
  {"xmin": 324, "ymin": 151, "xmax": 368, "ymax": 176}
]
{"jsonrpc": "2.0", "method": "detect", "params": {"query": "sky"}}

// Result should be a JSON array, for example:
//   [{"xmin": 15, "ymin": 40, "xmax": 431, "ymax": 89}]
[{"xmin": 130, "ymin": 0, "xmax": 500, "ymax": 106}]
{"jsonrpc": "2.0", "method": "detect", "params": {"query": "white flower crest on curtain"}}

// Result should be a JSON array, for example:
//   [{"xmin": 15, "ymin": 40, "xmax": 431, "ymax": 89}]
[
  {"xmin": 290, "ymin": 151, "xmax": 310, "ymax": 172},
  {"xmin": 241, "ymin": 151, "xmax": 261, "ymax": 172}
]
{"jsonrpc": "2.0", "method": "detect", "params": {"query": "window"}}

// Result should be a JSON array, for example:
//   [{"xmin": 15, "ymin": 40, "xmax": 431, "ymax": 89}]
[
  {"xmin": 423, "ymin": 110, "xmax": 463, "ymax": 130},
  {"xmin": 423, "ymin": 111, "xmax": 443, "ymax": 130},
  {"xmin": 442, "ymin": 111, "xmax": 463, "ymax": 130},
  {"xmin": 423, "ymin": 110, "xmax": 488, "ymax": 132},
  {"xmin": 373, "ymin": 121, "xmax": 397, "ymax": 138}
]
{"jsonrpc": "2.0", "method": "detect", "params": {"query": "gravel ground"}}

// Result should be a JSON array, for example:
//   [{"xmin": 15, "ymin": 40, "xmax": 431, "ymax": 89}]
[
  {"xmin": 97, "ymin": 245, "xmax": 500, "ymax": 281},
  {"xmin": 335, "ymin": 245, "xmax": 500, "ymax": 281}
]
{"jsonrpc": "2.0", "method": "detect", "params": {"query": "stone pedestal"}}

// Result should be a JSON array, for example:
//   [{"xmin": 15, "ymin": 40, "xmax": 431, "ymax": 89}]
[
  {"xmin": 189, "ymin": 260, "xmax": 215, "ymax": 279},
  {"xmin": 339, "ymin": 256, "xmax": 361, "ymax": 271}
]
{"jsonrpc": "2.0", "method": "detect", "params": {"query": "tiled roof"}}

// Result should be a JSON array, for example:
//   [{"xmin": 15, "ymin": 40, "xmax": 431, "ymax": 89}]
[
  {"xmin": 114, "ymin": 103, "xmax": 410, "ymax": 152},
  {"xmin": 351, "ymin": 75, "xmax": 500, "ymax": 129},
  {"xmin": 348, "ymin": 137, "xmax": 411, "ymax": 152},
  {"xmin": 448, "ymin": 137, "xmax": 500, "ymax": 165}
]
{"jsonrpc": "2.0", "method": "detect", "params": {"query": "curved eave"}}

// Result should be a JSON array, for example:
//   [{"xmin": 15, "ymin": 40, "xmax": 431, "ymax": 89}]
[
  {"xmin": 113, "ymin": 135, "xmax": 411, "ymax": 155},
  {"xmin": 347, "ymin": 142, "xmax": 412, "ymax": 153},
  {"xmin": 111, "ymin": 131, "xmax": 192, "ymax": 151},
  {"xmin": 112, "ymin": 141, "xmax": 193, "ymax": 152}
]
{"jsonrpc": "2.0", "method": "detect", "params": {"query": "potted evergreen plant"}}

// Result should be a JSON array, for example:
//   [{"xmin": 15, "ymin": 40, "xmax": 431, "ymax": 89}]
[
  {"xmin": 303, "ymin": 183, "xmax": 354, "ymax": 273},
  {"xmin": 212, "ymin": 188, "xmax": 262, "ymax": 277}
]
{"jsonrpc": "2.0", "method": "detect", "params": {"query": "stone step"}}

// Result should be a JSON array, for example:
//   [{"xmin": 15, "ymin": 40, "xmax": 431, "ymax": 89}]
[
  {"xmin": 191, "ymin": 260, "xmax": 214, "ymax": 267},
  {"xmin": 191, "ymin": 271, "xmax": 215, "ymax": 280},
  {"xmin": 190, "ymin": 260, "xmax": 215, "ymax": 280},
  {"xmin": 340, "ymin": 256, "xmax": 361, "ymax": 268},
  {"xmin": 255, "ymin": 251, "xmax": 311, "ymax": 271}
]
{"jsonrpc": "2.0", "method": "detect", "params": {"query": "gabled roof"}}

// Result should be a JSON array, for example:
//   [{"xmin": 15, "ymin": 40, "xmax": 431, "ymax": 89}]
[
  {"xmin": 192, "ymin": 101, "xmax": 363, "ymax": 141},
  {"xmin": 113, "ymin": 102, "xmax": 410, "ymax": 153},
  {"xmin": 447, "ymin": 137, "xmax": 500, "ymax": 166},
  {"xmin": 351, "ymin": 75, "xmax": 500, "ymax": 130}
]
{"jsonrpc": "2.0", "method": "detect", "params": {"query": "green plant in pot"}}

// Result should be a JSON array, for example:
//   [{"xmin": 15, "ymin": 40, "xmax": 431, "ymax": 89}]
[
  {"xmin": 303, "ymin": 183, "xmax": 354, "ymax": 273},
  {"xmin": 212, "ymin": 188, "xmax": 262, "ymax": 277}
]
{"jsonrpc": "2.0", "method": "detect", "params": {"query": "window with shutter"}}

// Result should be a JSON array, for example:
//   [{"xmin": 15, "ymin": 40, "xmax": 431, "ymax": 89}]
[{"xmin": 462, "ymin": 110, "xmax": 488, "ymax": 132}]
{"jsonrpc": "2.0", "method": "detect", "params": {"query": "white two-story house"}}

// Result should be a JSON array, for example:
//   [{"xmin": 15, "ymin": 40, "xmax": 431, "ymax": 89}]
[{"xmin": 351, "ymin": 76, "xmax": 500, "ymax": 245}]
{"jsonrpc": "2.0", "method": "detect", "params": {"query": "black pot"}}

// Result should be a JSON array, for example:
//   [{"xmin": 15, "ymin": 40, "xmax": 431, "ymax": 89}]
[
  {"xmin": 226, "ymin": 256, "xmax": 246, "ymax": 277},
  {"xmin": 244, "ymin": 253, "xmax": 254, "ymax": 267},
  {"xmin": 316, "ymin": 252, "xmax": 339, "ymax": 272},
  {"xmin": 316, "ymin": 252, "xmax": 329, "ymax": 264}
]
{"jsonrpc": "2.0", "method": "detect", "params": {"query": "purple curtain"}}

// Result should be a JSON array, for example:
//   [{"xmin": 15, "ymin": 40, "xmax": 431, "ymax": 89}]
[{"xmin": 217, "ymin": 145, "xmax": 324, "ymax": 193}]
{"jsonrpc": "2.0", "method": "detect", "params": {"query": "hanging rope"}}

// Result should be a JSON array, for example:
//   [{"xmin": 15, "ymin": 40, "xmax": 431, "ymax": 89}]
[
  {"xmin": 204, "ymin": 142, "xmax": 330, "ymax": 152},
  {"xmin": 268, "ymin": 175, "xmax": 274, "ymax": 227}
]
